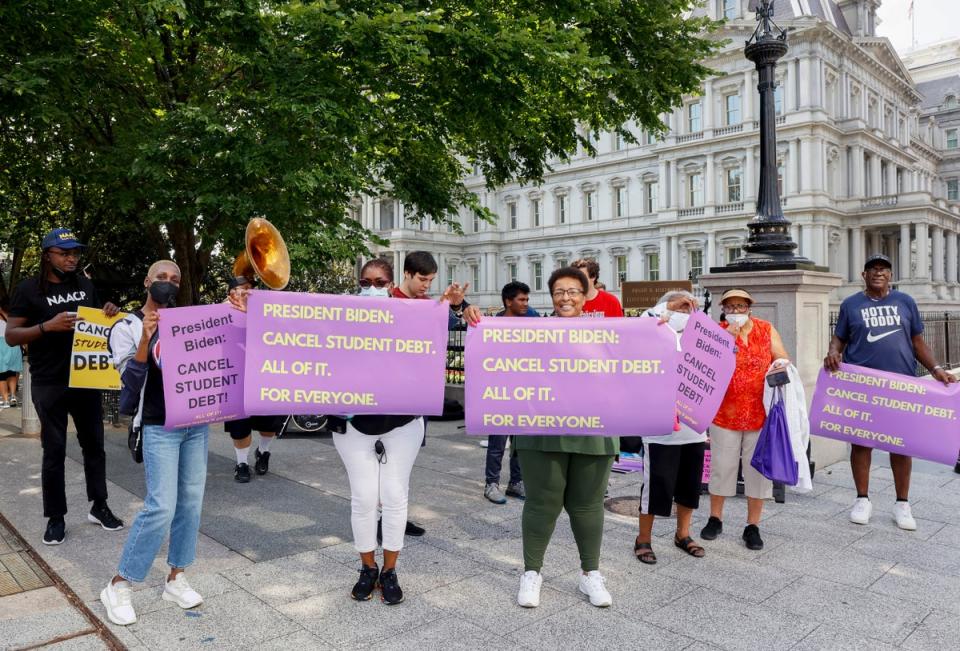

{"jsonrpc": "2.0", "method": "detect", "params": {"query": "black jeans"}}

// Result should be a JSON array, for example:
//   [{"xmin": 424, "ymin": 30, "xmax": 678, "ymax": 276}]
[
  {"xmin": 485, "ymin": 435, "xmax": 522, "ymax": 485},
  {"xmin": 32, "ymin": 384, "xmax": 108, "ymax": 518}
]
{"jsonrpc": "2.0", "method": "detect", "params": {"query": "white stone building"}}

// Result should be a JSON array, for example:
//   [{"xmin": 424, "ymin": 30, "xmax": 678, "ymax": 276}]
[{"xmin": 357, "ymin": 0, "xmax": 960, "ymax": 311}]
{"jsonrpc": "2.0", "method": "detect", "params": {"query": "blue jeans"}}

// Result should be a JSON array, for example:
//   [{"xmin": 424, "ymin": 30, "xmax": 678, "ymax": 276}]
[
  {"xmin": 485, "ymin": 435, "xmax": 522, "ymax": 485},
  {"xmin": 117, "ymin": 424, "xmax": 209, "ymax": 582}
]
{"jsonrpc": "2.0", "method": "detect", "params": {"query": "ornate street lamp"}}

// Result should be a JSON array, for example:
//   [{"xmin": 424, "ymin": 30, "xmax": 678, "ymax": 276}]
[{"xmin": 711, "ymin": 0, "xmax": 823, "ymax": 272}]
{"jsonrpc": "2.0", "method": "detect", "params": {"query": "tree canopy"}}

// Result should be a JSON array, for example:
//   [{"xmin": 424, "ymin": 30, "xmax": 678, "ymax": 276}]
[{"xmin": 0, "ymin": 0, "xmax": 720, "ymax": 305}]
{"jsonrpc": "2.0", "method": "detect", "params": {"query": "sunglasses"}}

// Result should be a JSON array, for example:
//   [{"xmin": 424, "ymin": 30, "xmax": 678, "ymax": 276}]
[{"xmin": 359, "ymin": 279, "xmax": 391, "ymax": 288}]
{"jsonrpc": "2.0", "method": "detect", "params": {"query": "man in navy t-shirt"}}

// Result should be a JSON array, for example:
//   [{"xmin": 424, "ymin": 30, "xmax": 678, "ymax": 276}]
[{"xmin": 825, "ymin": 254, "xmax": 955, "ymax": 531}]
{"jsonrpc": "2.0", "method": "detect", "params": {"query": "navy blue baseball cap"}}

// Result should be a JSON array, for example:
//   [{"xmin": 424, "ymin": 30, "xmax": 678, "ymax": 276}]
[
  {"xmin": 41, "ymin": 228, "xmax": 85, "ymax": 250},
  {"xmin": 864, "ymin": 254, "xmax": 892, "ymax": 270}
]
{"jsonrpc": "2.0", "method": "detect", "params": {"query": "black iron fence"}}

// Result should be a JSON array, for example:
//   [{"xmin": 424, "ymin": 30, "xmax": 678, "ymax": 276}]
[{"xmin": 828, "ymin": 311, "xmax": 960, "ymax": 377}]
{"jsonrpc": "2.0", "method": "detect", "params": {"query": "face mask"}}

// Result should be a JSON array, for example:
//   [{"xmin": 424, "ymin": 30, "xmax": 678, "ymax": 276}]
[
  {"xmin": 359, "ymin": 286, "xmax": 391, "ymax": 298},
  {"xmin": 726, "ymin": 313, "xmax": 749, "ymax": 327},
  {"xmin": 149, "ymin": 281, "xmax": 179, "ymax": 307},
  {"xmin": 667, "ymin": 312, "xmax": 690, "ymax": 332},
  {"xmin": 51, "ymin": 266, "xmax": 77, "ymax": 281}
]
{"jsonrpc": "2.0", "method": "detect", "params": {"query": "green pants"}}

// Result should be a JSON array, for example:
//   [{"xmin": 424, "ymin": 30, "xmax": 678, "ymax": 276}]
[{"xmin": 516, "ymin": 450, "xmax": 614, "ymax": 572}]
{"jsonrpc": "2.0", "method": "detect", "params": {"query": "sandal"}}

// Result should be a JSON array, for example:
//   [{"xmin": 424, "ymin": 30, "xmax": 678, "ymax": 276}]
[
  {"xmin": 634, "ymin": 540, "xmax": 657, "ymax": 565},
  {"xmin": 674, "ymin": 535, "xmax": 705, "ymax": 558}
]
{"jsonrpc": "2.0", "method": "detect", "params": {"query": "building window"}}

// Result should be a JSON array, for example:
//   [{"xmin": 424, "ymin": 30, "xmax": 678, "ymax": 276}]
[
  {"xmin": 508, "ymin": 202, "xmax": 518, "ymax": 230},
  {"xmin": 446, "ymin": 264, "xmax": 455, "ymax": 287},
  {"xmin": 557, "ymin": 257, "xmax": 568, "ymax": 269},
  {"xmin": 946, "ymin": 95, "xmax": 958, "ymax": 109},
  {"xmin": 688, "ymin": 173, "xmax": 704, "ymax": 206},
  {"xmin": 472, "ymin": 213, "xmax": 480, "ymax": 233},
  {"xmin": 774, "ymin": 85, "xmax": 784, "ymax": 116},
  {"xmin": 615, "ymin": 187, "xmax": 627, "ymax": 218},
  {"xmin": 688, "ymin": 102, "xmax": 702, "ymax": 133},
  {"xmin": 585, "ymin": 191, "xmax": 595, "ymax": 221},
  {"xmin": 472, "ymin": 265, "xmax": 480, "ymax": 291},
  {"xmin": 725, "ymin": 94, "xmax": 741, "ymax": 125},
  {"xmin": 380, "ymin": 201, "xmax": 395, "ymax": 230},
  {"xmin": 726, "ymin": 168, "xmax": 742, "ymax": 202},
  {"xmin": 777, "ymin": 163, "xmax": 785, "ymax": 196},
  {"xmin": 532, "ymin": 198, "xmax": 541, "ymax": 226},
  {"xmin": 727, "ymin": 247, "xmax": 742, "ymax": 264},
  {"xmin": 689, "ymin": 250, "xmax": 704, "ymax": 280},
  {"xmin": 532, "ymin": 261, "xmax": 543, "ymax": 291},
  {"xmin": 947, "ymin": 128, "xmax": 959, "ymax": 150},
  {"xmin": 948, "ymin": 179, "xmax": 959, "ymax": 201},
  {"xmin": 615, "ymin": 255, "xmax": 628, "ymax": 288},
  {"xmin": 722, "ymin": 0, "xmax": 738, "ymax": 19},
  {"xmin": 646, "ymin": 182, "xmax": 658, "ymax": 214},
  {"xmin": 507, "ymin": 262, "xmax": 518, "ymax": 282},
  {"xmin": 558, "ymin": 195, "xmax": 567, "ymax": 224},
  {"xmin": 646, "ymin": 253, "xmax": 660, "ymax": 281},
  {"xmin": 614, "ymin": 131, "xmax": 624, "ymax": 151}
]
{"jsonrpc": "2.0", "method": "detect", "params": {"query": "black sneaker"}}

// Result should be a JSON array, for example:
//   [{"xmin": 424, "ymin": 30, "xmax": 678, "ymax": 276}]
[
  {"xmin": 378, "ymin": 568, "xmax": 404, "ymax": 605},
  {"xmin": 405, "ymin": 521, "xmax": 425, "ymax": 537},
  {"xmin": 88, "ymin": 502, "xmax": 124, "ymax": 531},
  {"xmin": 254, "ymin": 449, "xmax": 270, "ymax": 476},
  {"xmin": 351, "ymin": 564, "xmax": 379, "ymax": 601},
  {"xmin": 700, "ymin": 516, "xmax": 723, "ymax": 540},
  {"xmin": 235, "ymin": 463, "xmax": 251, "ymax": 483},
  {"xmin": 43, "ymin": 518, "xmax": 66, "ymax": 545},
  {"xmin": 742, "ymin": 524, "xmax": 764, "ymax": 550}
]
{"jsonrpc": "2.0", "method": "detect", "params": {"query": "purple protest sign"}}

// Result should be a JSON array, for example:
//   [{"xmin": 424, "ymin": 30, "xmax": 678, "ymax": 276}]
[
  {"xmin": 676, "ymin": 311, "xmax": 736, "ymax": 433},
  {"xmin": 243, "ymin": 291, "xmax": 447, "ymax": 416},
  {"xmin": 159, "ymin": 304, "xmax": 246, "ymax": 429},
  {"xmin": 465, "ymin": 317, "xmax": 680, "ymax": 436},
  {"xmin": 810, "ymin": 363, "xmax": 960, "ymax": 465}
]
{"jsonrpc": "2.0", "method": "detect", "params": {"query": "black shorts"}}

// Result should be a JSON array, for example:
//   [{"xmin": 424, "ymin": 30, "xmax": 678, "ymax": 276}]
[
  {"xmin": 225, "ymin": 415, "xmax": 287, "ymax": 440},
  {"xmin": 0, "ymin": 370, "xmax": 16, "ymax": 380},
  {"xmin": 639, "ymin": 442, "xmax": 706, "ymax": 517}
]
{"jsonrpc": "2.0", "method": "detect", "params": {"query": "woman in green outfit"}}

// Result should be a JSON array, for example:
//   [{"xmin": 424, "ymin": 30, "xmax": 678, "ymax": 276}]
[{"xmin": 509, "ymin": 267, "xmax": 618, "ymax": 608}]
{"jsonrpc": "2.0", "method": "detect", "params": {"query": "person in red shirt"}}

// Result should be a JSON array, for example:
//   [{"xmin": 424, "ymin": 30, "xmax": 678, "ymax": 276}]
[
  {"xmin": 391, "ymin": 251, "xmax": 481, "ymax": 326},
  {"xmin": 572, "ymin": 258, "xmax": 623, "ymax": 317}
]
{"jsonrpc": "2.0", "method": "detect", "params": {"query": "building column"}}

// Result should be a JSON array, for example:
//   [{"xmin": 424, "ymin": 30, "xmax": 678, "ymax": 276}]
[
  {"xmin": 659, "ymin": 237, "xmax": 670, "ymax": 279},
  {"xmin": 788, "ymin": 139, "xmax": 799, "ymax": 195},
  {"xmin": 706, "ymin": 232, "xmax": 717, "ymax": 270},
  {"xmin": 486, "ymin": 252, "xmax": 497, "ymax": 292},
  {"xmin": 886, "ymin": 163, "xmax": 898, "ymax": 196},
  {"xmin": 868, "ymin": 231, "xmax": 882, "ymax": 256},
  {"xmin": 798, "ymin": 56, "xmax": 811, "ymax": 109},
  {"xmin": 870, "ymin": 154, "xmax": 882, "ymax": 197},
  {"xmin": 744, "ymin": 146, "xmax": 756, "ymax": 202},
  {"xmin": 705, "ymin": 155, "xmax": 715, "ymax": 205},
  {"xmin": 850, "ymin": 145, "xmax": 864, "ymax": 197},
  {"xmin": 899, "ymin": 223, "xmax": 912, "ymax": 280},
  {"xmin": 799, "ymin": 138, "xmax": 811, "ymax": 192},
  {"xmin": 948, "ymin": 231, "xmax": 960, "ymax": 284},
  {"xmin": 932, "ymin": 226, "xmax": 945, "ymax": 282},
  {"xmin": 849, "ymin": 227, "xmax": 865, "ymax": 281},
  {"xmin": 659, "ymin": 161, "xmax": 670, "ymax": 210},
  {"xmin": 703, "ymin": 81, "xmax": 714, "ymax": 131},
  {"xmin": 743, "ymin": 69, "xmax": 755, "ymax": 124},
  {"xmin": 669, "ymin": 162, "xmax": 679, "ymax": 208},
  {"xmin": 436, "ymin": 252, "xmax": 445, "ymax": 284},
  {"xmin": 670, "ymin": 236, "xmax": 681, "ymax": 280},
  {"xmin": 915, "ymin": 222, "xmax": 930, "ymax": 280},
  {"xmin": 784, "ymin": 60, "xmax": 796, "ymax": 112},
  {"xmin": 813, "ymin": 225, "xmax": 828, "ymax": 267}
]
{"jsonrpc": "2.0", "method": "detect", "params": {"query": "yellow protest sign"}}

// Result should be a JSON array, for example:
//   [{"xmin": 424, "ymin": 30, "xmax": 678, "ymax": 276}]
[{"xmin": 68, "ymin": 306, "xmax": 127, "ymax": 390}]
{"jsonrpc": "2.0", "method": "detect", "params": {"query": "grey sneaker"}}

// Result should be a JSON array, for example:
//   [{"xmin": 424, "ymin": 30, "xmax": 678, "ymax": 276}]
[
  {"xmin": 484, "ymin": 483, "xmax": 507, "ymax": 504},
  {"xmin": 505, "ymin": 481, "xmax": 526, "ymax": 500}
]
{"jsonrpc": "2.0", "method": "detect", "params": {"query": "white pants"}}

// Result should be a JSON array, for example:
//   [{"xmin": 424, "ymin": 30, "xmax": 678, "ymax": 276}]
[{"xmin": 333, "ymin": 418, "xmax": 423, "ymax": 553}]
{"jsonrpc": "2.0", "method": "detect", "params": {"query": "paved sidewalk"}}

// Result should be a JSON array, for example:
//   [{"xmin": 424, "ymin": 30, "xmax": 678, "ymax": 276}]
[{"xmin": 0, "ymin": 406, "xmax": 958, "ymax": 650}]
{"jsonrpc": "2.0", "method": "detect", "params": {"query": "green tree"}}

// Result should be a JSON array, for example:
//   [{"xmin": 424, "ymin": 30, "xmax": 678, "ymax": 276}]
[{"xmin": 1, "ymin": 0, "xmax": 720, "ymax": 304}]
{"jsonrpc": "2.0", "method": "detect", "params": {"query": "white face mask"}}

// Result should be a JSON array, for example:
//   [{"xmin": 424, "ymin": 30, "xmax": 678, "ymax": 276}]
[
  {"xmin": 359, "ymin": 285, "xmax": 391, "ymax": 298},
  {"xmin": 726, "ymin": 313, "xmax": 749, "ymax": 327},
  {"xmin": 667, "ymin": 312, "xmax": 690, "ymax": 332}
]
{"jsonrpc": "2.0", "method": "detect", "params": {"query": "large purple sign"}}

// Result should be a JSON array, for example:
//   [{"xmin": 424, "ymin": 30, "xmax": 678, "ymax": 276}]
[
  {"xmin": 159, "ymin": 304, "xmax": 247, "ymax": 429},
  {"xmin": 810, "ymin": 363, "xmax": 960, "ymax": 465},
  {"xmin": 465, "ymin": 317, "xmax": 680, "ymax": 436},
  {"xmin": 677, "ymin": 312, "xmax": 736, "ymax": 433},
  {"xmin": 243, "ymin": 291, "xmax": 447, "ymax": 416}
]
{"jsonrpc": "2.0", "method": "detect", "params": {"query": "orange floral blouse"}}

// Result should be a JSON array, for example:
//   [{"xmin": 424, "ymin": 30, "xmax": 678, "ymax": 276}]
[{"xmin": 713, "ymin": 317, "xmax": 773, "ymax": 431}]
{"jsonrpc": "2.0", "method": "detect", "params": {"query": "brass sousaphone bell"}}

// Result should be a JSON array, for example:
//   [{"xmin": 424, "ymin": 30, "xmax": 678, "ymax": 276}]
[{"xmin": 232, "ymin": 217, "xmax": 291, "ymax": 290}]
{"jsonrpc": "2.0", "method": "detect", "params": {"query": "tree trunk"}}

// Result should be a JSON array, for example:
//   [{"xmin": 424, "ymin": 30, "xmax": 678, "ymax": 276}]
[{"xmin": 167, "ymin": 222, "xmax": 204, "ymax": 306}]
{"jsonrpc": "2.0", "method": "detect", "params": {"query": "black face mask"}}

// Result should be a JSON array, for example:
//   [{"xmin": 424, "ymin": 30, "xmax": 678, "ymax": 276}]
[
  {"xmin": 149, "ymin": 281, "xmax": 179, "ymax": 307},
  {"xmin": 51, "ymin": 266, "xmax": 77, "ymax": 281}
]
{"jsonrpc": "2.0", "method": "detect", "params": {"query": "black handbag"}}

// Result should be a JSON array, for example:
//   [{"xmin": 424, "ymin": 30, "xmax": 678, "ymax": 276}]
[{"xmin": 128, "ymin": 423, "xmax": 143, "ymax": 464}]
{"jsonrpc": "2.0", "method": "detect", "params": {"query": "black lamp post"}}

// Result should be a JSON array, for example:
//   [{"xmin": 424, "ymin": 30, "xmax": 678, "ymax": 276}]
[{"xmin": 711, "ymin": 0, "xmax": 823, "ymax": 273}]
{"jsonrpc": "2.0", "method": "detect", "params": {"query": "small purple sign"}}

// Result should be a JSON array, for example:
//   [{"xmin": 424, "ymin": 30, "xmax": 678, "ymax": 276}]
[
  {"xmin": 465, "ymin": 317, "xmax": 680, "ymax": 436},
  {"xmin": 159, "ymin": 304, "xmax": 246, "ymax": 429},
  {"xmin": 810, "ymin": 363, "xmax": 960, "ymax": 466},
  {"xmin": 243, "ymin": 291, "xmax": 448, "ymax": 416},
  {"xmin": 676, "ymin": 312, "xmax": 736, "ymax": 433}
]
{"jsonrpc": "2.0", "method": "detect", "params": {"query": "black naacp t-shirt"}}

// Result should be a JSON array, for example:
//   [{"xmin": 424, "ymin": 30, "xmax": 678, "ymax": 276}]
[{"xmin": 8, "ymin": 275, "xmax": 101, "ymax": 385}]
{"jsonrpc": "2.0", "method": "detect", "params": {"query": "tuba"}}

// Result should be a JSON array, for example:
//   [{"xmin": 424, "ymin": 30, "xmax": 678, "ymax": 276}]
[{"xmin": 232, "ymin": 217, "xmax": 290, "ymax": 290}]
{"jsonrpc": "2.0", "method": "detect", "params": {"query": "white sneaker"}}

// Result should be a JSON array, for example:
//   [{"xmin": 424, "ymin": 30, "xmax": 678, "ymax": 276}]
[
  {"xmin": 893, "ymin": 502, "xmax": 917, "ymax": 531},
  {"xmin": 100, "ymin": 580, "xmax": 137, "ymax": 626},
  {"xmin": 578, "ymin": 570, "xmax": 612, "ymax": 607},
  {"xmin": 850, "ymin": 497, "xmax": 872, "ymax": 525},
  {"xmin": 162, "ymin": 574, "xmax": 203, "ymax": 609},
  {"xmin": 517, "ymin": 570, "xmax": 542, "ymax": 608}
]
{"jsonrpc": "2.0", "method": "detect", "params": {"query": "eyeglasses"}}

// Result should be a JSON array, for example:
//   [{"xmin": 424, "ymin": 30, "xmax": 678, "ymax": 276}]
[
  {"xmin": 551, "ymin": 288, "xmax": 585, "ymax": 299},
  {"xmin": 48, "ymin": 249, "xmax": 81, "ymax": 259},
  {"xmin": 724, "ymin": 303, "xmax": 750, "ymax": 313},
  {"xmin": 359, "ymin": 279, "xmax": 391, "ymax": 288}
]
